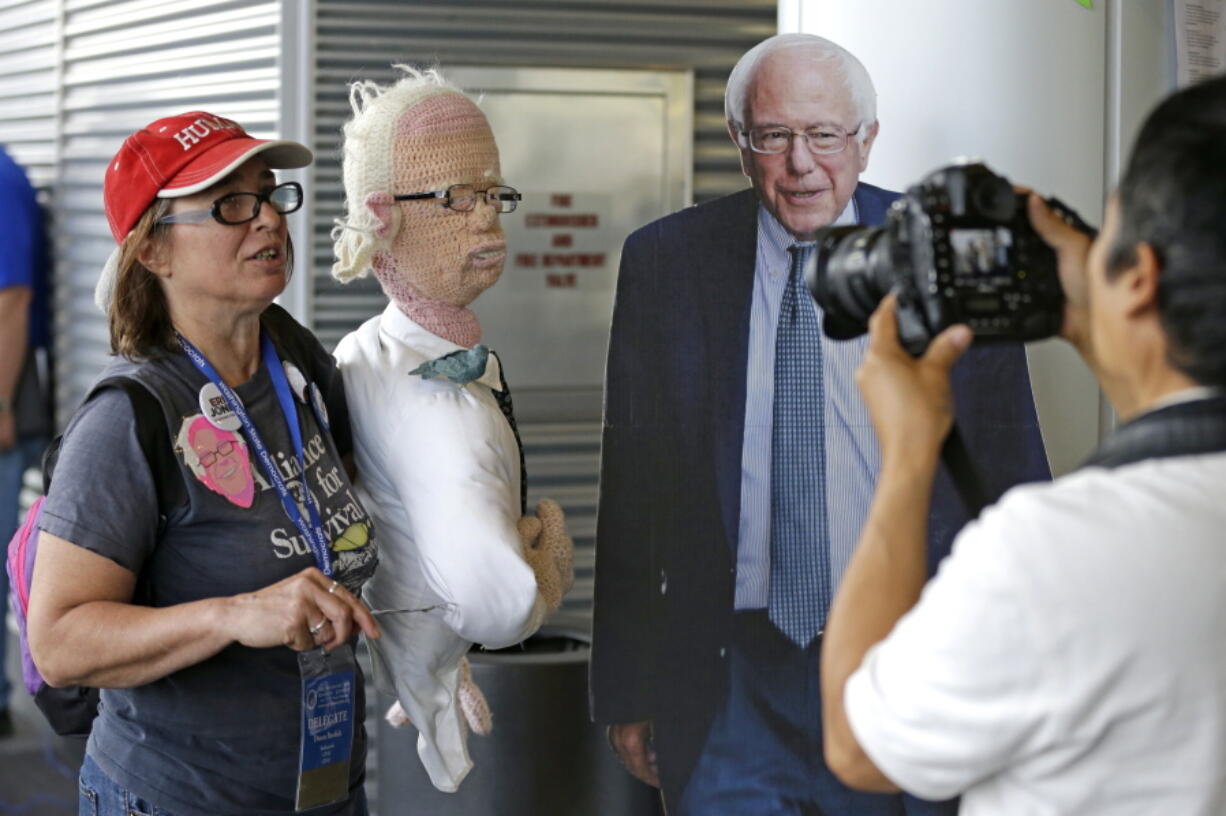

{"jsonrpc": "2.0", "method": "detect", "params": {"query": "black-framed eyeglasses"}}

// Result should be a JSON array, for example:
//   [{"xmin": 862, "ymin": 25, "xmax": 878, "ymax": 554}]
[
  {"xmin": 393, "ymin": 184, "xmax": 522, "ymax": 214},
  {"xmin": 157, "ymin": 181, "xmax": 304, "ymax": 227},
  {"xmin": 741, "ymin": 124, "xmax": 864, "ymax": 156},
  {"xmin": 198, "ymin": 439, "xmax": 236, "ymax": 468}
]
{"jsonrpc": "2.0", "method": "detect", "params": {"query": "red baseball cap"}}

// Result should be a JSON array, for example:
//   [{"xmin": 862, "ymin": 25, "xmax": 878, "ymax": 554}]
[{"xmin": 103, "ymin": 110, "xmax": 313, "ymax": 243}]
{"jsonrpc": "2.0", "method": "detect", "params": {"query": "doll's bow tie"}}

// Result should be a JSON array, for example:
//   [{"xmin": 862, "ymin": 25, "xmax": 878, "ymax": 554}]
[{"xmin": 410, "ymin": 344, "xmax": 492, "ymax": 385}]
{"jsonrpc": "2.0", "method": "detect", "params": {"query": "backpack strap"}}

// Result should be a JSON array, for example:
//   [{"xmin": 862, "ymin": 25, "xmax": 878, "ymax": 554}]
[
  {"xmin": 109, "ymin": 377, "xmax": 185, "ymax": 525},
  {"xmin": 261, "ymin": 304, "xmax": 353, "ymax": 458},
  {"xmin": 262, "ymin": 303, "xmax": 320, "ymax": 378},
  {"xmin": 41, "ymin": 375, "xmax": 185, "ymax": 527},
  {"xmin": 25, "ymin": 375, "xmax": 184, "ymax": 738}
]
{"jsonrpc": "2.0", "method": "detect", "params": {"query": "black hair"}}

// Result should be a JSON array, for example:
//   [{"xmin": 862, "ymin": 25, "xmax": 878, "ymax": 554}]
[{"xmin": 1109, "ymin": 74, "xmax": 1226, "ymax": 388}]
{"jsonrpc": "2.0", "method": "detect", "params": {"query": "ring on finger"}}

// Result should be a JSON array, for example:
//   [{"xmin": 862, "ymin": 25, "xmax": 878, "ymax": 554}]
[
  {"xmin": 309, "ymin": 619, "xmax": 327, "ymax": 635},
  {"xmin": 327, "ymin": 580, "xmax": 340, "ymax": 595}
]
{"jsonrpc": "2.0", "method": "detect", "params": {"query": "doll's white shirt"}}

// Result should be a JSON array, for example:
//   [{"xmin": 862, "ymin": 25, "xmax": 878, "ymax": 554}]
[{"xmin": 335, "ymin": 303, "xmax": 545, "ymax": 791}]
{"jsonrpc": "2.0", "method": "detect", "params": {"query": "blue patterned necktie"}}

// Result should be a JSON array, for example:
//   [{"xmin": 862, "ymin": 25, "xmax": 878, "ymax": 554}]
[{"xmin": 768, "ymin": 243, "xmax": 831, "ymax": 648}]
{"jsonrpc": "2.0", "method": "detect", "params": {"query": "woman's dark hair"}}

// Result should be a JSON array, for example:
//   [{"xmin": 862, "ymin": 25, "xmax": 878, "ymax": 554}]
[
  {"xmin": 109, "ymin": 200, "xmax": 175, "ymax": 359},
  {"xmin": 1108, "ymin": 74, "xmax": 1226, "ymax": 388}
]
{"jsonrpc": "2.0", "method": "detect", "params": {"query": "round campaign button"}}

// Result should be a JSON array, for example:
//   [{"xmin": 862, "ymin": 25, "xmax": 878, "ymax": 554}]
[
  {"xmin": 309, "ymin": 383, "xmax": 330, "ymax": 432},
  {"xmin": 283, "ymin": 361, "xmax": 309, "ymax": 404},
  {"xmin": 199, "ymin": 383, "xmax": 242, "ymax": 431}
]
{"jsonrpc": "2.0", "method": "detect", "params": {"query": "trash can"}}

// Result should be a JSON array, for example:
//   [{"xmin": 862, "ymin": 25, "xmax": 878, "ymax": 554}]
[{"xmin": 374, "ymin": 613, "xmax": 662, "ymax": 815}]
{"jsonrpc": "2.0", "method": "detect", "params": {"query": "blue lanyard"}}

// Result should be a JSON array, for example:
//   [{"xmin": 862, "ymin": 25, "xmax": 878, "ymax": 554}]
[{"xmin": 177, "ymin": 331, "xmax": 334, "ymax": 576}]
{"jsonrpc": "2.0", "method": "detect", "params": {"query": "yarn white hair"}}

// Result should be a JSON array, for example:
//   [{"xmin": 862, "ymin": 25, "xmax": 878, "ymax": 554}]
[
  {"xmin": 331, "ymin": 65, "xmax": 465, "ymax": 283},
  {"xmin": 724, "ymin": 33, "xmax": 877, "ymax": 145}
]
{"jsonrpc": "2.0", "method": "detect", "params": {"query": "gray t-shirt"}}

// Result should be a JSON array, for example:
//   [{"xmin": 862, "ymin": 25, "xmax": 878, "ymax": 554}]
[{"xmin": 40, "ymin": 314, "xmax": 378, "ymax": 815}]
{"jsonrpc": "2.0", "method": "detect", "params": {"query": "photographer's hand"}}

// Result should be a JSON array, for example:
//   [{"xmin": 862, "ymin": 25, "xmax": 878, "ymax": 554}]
[
  {"xmin": 1026, "ymin": 192, "xmax": 1094, "ymax": 355},
  {"xmin": 856, "ymin": 294, "xmax": 972, "ymax": 467},
  {"xmin": 821, "ymin": 295, "xmax": 970, "ymax": 792}
]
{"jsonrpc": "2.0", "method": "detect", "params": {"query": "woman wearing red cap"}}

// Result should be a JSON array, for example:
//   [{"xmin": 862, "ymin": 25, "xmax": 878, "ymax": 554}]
[{"xmin": 25, "ymin": 112, "xmax": 380, "ymax": 815}]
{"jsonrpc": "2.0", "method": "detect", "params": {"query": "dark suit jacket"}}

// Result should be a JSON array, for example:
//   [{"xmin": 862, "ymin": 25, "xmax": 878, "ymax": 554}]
[{"xmin": 590, "ymin": 184, "xmax": 1051, "ymax": 812}]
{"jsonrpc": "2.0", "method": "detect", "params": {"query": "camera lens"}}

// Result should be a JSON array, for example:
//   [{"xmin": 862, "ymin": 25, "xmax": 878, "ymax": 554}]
[{"xmin": 808, "ymin": 225, "xmax": 897, "ymax": 339}]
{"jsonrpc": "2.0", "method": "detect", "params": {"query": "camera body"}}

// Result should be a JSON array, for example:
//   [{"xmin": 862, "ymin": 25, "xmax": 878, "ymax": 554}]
[{"xmin": 807, "ymin": 161, "xmax": 1080, "ymax": 356}]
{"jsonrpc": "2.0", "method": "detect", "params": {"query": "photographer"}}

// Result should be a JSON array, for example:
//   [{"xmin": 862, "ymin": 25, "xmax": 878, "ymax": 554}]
[{"xmin": 821, "ymin": 76, "xmax": 1226, "ymax": 812}]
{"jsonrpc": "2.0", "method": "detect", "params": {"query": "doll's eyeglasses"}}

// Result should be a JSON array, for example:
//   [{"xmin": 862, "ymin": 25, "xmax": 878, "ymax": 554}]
[{"xmin": 394, "ymin": 184, "xmax": 521, "ymax": 214}]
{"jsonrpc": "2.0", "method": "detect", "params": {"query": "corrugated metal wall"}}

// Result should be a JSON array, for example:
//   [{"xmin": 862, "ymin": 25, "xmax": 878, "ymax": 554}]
[
  {"xmin": 26, "ymin": 0, "xmax": 775, "ymax": 612},
  {"xmin": 311, "ymin": 0, "xmax": 775, "ymax": 347},
  {"xmin": 310, "ymin": 0, "xmax": 776, "ymax": 617},
  {"xmin": 0, "ymin": 0, "xmax": 58, "ymax": 189},
  {"xmin": 53, "ymin": 0, "xmax": 282, "ymax": 425},
  {"xmin": 0, "ymin": 0, "xmax": 57, "ymax": 464},
  {"xmin": 6, "ymin": 1, "xmax": 775, "ymax": 805}
]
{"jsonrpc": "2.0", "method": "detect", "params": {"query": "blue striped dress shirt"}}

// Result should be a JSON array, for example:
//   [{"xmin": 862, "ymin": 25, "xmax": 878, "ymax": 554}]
[{"xmin": 734, "ymin": 202, "xmax": 881, "ymax": 611}]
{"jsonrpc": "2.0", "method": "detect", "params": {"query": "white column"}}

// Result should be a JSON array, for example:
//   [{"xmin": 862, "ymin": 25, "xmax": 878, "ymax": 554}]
[
  {"xmin": 782, "ymin": 0, "xmax": 1127, "ymax": 474},
  {"xmin": 277, "ymin": 0, "xmax": 318, "ymax": 327}
]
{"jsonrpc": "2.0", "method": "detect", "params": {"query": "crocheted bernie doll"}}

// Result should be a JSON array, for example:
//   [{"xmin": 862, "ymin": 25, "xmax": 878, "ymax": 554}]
[{"xmin": 331, "ymin": 66, "xmax": 574, "ymax": 792}]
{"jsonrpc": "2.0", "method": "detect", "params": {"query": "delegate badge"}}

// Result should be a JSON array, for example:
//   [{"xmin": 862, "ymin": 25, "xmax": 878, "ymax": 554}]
[
  {"xmin": 198, "ymin": 383, "xmax": 241, "ymax": 431},
  {"xmin": 296, "ymin": 645, "xmax": 356, "ymax": 811}
]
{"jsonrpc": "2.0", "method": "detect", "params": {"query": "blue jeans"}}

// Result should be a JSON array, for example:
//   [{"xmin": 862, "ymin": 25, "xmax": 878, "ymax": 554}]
[
  {"xmin": 0, "ymin": 435, "xmax": 46, "ymax": 713},
  {"xmin": 78, "ymin": 754, "xmax": 370, "ymax": 816},
  {"xmin": 78, "ymin": 755, "xmax": 175, "ymax": 816}
]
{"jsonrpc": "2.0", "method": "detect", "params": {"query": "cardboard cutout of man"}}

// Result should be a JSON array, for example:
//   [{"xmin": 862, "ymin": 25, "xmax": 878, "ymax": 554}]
[
  {"xmin": 590, "ymin": 33, "xmax": 1049, "ymax": 815},
  {"xmin": 332, "ymin": 66, "xmax": 574, "ymax": 792}
]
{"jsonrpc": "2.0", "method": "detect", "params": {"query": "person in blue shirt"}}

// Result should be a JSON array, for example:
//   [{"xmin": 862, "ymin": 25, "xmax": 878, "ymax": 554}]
[{"xmin": 0, "ymin": 143, "xmax": 51, "ymax": 738}]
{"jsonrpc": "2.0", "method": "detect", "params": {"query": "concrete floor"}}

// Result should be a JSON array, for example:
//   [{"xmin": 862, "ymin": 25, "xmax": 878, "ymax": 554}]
[{"xmin": 0, "ymin": 619, "xmax": 83, "ymax": 816}]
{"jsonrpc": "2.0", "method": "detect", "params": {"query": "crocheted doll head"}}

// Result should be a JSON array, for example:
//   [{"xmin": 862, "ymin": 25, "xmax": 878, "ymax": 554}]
[
  {"xmin": 381, "ymin": 92, "xmax": 505, "ymax": 307},
  {"xmin": 334, "ymin": 67, "xmax": 506, "ymax": 345}
]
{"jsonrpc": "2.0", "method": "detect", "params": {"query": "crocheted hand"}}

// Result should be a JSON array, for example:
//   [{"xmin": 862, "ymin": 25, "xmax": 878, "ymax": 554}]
[
  {"xmin": 385, "ymin": 699, "xmax": 411, "ymax": 728},
  {"xmin": 456, "ymin": 657, "xmax": 492, "ymax": 736},
  {"xmin": 516, "ymin": 498, "xmax": 575, "ymax": 611},
  {"xmin": 383, "ymin": 657, "xmax": 492, "ymax": 735}
]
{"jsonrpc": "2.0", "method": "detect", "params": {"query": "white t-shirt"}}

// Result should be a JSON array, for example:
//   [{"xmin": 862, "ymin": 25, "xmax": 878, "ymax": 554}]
[
  {"xmin": 335, "ymin": 304, "xmax": 545, "ymax": 792},
  {"xmin": 845, "ymin": 451, "xmax": 1226, "ymax": 815}
]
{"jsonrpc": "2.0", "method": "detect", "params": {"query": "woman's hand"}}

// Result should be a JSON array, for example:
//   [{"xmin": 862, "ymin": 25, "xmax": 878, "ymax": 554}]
[
  {"xmin": 30, "ymin": 535, "xmax": 381, "ymax": 688},
  {"xmin": 222, "ymin": 567, "xmax": 380, "ymax": 652}
]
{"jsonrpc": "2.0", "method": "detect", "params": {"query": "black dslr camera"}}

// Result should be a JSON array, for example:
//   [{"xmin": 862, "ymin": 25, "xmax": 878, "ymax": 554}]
[{"xmin": 805, "ymin": 161, "xmax": 1094, "ymax": 356}]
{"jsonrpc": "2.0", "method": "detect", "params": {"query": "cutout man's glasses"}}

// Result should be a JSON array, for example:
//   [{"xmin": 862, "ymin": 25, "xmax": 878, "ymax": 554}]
[
  {"xmin": 394, "ymin": 184, "xmax": 522, "ymax": 214},
  {"xmin": 158, "ymin": 182, "xmax": 304, "ymax": 227},
  {"xmin": 741, "ymin": 124, "xmax": 864, "ymax": 156}
]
